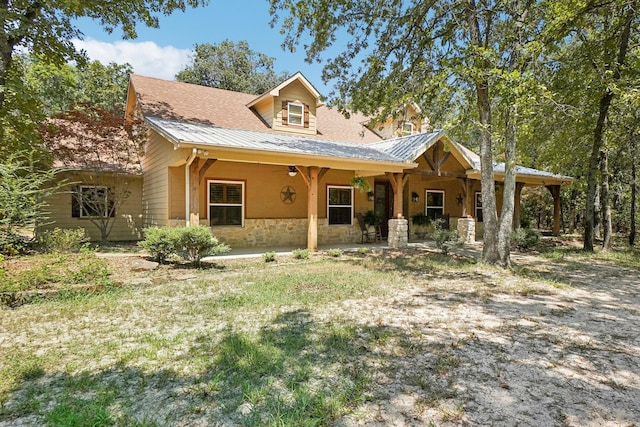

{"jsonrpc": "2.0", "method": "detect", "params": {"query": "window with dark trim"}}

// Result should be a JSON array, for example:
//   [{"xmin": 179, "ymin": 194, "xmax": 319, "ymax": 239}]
[
  {"xmin": 71, "ymin": 185, "xmax": 115, "ymax": 218},
  {"xmin": 208, "ymin": 180, "xmax": 244, "ymax": 226},
  {"xmin": 327, "ymin": 186, "xmax": 353, "ymax": 225},
  {"xmin": 425, "ymin": 190, "xmax": 445, "ymax": 220},
  {"xmin": 475, "ymin": 192, "xmax": 483, "ymax": 222}
]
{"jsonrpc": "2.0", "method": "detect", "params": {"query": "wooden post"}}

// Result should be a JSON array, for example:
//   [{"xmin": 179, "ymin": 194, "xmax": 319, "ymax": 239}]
[
  {"xmin": 297, "ymin": 166, "xmax": 328, "ymax": 252},
  {"xmin": 189, "ymin": 158, "xmax": 200, "ymax": 226},
  {"xmin": 386, "ymin": 172, "xmax": 409, "ymax": 218},
  {"xmin": 513, "ymin": 182, "xmax": 525, "ymax": 230},
  {"xmin": 546, "ymin": 185, "xmax": 561, "ymax": 237}
]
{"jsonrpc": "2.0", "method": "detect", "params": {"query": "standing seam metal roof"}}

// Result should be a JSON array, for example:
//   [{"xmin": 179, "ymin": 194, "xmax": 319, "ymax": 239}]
[{"xmin": 146, "ymin": 116, "xmax": 408, "ymax": 163}]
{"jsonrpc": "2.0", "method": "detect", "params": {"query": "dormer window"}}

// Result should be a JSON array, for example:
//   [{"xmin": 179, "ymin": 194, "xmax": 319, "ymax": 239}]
[
  {"xmin": 401, "ymin": 122, "xmax": 414, "ymax": 136},
  {"xmin": 281, "ymin": 100, "xmax": 310, "ymax": 128},
  {"xmin": 288, "ymin": 102, "xmax": 304, "ymax": 126}
]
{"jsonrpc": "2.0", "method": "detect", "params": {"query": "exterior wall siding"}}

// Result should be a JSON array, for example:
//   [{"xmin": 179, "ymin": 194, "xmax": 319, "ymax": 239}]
[
  {"xmin": 141, "ymin": 130, "xmax": 188, "ymax": 227},
  {"xmin": 39, "ymin": 174, "xmax": 143, "ymax": 241}
]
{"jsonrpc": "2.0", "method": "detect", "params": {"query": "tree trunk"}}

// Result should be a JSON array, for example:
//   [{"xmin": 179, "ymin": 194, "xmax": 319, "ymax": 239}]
[
  {"xmin": 630, "ymin": 138, "xmax": 637, "ymax": 246},
  {"xmin": 600, "ymin": 149, "xmax": 612, "ymax": 251},
  {"xmin": 464, "ymin": 0, "xmax": 499, "ymax": 265},
  {"xmin": 498, "ymin": 104, "xmax": 517, "ymax": 267},
  {"xmin": 583, "ymin": 3, "xmax": 634, "ymax": 251}
]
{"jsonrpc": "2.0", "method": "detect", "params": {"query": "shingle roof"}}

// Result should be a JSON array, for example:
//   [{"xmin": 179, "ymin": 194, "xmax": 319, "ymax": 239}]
[
  {"xmin": 146, "ymin": 116, "xmax": 407, "ymax": 164},
  {"xmin": 130, "ymin": 74, "xmax": 571, "ymax": 182},
  {"xmin": 129, "ymin": 74, "xmax": 381, "ymax": 143}
]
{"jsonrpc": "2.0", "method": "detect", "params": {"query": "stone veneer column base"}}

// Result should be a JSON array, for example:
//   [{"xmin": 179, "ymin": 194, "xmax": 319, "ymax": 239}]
[
  {"xmin": 388, "ymin": 218, "xmax": 409, "ymax": 248},
  {"xmin": 457, "ymin": 217, "xmax": 476, "ymax": 244}
]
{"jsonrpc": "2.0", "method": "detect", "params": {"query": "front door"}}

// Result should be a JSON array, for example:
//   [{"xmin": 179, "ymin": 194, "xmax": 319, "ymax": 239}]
[{"xmin": 374, "ymin": 181, "xmax": 393, "ymax": 238}]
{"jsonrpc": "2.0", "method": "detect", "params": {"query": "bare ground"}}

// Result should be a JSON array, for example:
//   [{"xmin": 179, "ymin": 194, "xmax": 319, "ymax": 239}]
[{"xmin": 1, "ymin": 244, "xmax": 639, "ymax": 426}]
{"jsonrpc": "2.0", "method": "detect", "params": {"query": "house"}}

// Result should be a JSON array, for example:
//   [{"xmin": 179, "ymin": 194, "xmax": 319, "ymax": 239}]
[{"xmin": 43, "ymin": 72, "xmax": 572, "ymax": 247}]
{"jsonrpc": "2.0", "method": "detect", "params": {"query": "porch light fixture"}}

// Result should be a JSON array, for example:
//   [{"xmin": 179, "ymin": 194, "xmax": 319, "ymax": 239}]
[
  {"xmin": 367, "ymin": 191, "xmax": 374, "ymax": 202},
  {"xmin": 288, "ymin": 166, "xmax": 297, "ymax": 177},
  {"xmin": 411, "ymin": 191, "xmax": 419, "ymax": 203}
]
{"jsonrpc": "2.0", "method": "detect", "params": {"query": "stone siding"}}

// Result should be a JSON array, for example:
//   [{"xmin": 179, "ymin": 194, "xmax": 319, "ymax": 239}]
[{"xmin": 202, "ymin": 218, "xmax": 360, "ymax": 248}]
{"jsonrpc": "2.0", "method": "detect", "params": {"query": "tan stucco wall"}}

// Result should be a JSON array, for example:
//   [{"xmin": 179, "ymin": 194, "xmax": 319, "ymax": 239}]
[{"xmin": 40, "ymin": 173, "xmax": 143, "ymax": 241}]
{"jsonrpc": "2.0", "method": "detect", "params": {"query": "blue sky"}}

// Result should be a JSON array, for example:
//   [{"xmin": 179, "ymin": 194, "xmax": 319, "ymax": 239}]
[{"xmin": 72, "ymin": 1, "xmax": 334, "ymax": 94}]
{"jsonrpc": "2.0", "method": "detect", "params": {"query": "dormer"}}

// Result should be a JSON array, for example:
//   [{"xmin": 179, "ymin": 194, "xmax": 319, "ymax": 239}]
[
  {"xmin": 369, "ymin": 103, "xmax": 430, "ymax": 139},
  {"xmin": 247, "ymin": 72, "xmax": 324, "ymax": 136}
]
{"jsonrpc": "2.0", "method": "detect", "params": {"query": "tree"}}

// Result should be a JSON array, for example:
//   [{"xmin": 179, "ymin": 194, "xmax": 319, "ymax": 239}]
[
  {"xmin": 0, "ymin": 0, "xmax": 208, "ymax": 111},
  {"xmin": 176, "ymin": 40, "xmax": 289, "ymax": 94},
  {"xmin": 0, "ymin": 154, "xmax": 60, "ymax": 254},
  {"xmin": 41, "ymin": 106, "xmax": 146, "ymax": 241},
  {"xmin": 269, "ymin": 0, "xmax": 544, "ymax": 267}
]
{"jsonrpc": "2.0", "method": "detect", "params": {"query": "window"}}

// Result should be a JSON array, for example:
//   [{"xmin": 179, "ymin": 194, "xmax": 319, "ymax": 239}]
[
  {"xmin": 475, "ymin": 192, "xmax": 483, "ymax": 222},
  {"xmin": 327, "ymin": 186, "xmax": 353, "ymax": 225},
  {"xmin": 288, "ymin": 102, "xmax": 304, "ymax": 126},
  {"xmin": 425, "ymin": 190, "xmax": 445, "ymax": 220},
  {"xmin": 208, "ymin": 180, "xmax": 244, "ymax": 226},
  {"xmin": 72, "ymin": 185, "xmax": 113, "ymax": 218},
  {"xmin": 401, "ymin": 122, "xmax": 414, "ymax": 136}
]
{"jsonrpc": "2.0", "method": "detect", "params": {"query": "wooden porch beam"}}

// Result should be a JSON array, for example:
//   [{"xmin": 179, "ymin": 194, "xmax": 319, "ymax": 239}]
[
  {"xmin": 546, "ymin": 184, "xmax": 562, "ymax": 237},
  {"xmin": 386, "ymin": 172, "xmax": 408, "ymax": 218},
  {"xmin": 296, "ymin": 166, "xmax": 330, "ymax": 252},
  {"xmin": 198, "ymin": 159, "xmax": 217, "ymax": 183},
  {"xmin": 513, "ymin": 182, "xmax": 525, "ymax": 230},
  {"xmin": 189, "ymin": 158, "xmax": 201, "ymax": 226},
  {"xmin": 407, "ymin": 169, "xmax": 467, "ymax": 179}
]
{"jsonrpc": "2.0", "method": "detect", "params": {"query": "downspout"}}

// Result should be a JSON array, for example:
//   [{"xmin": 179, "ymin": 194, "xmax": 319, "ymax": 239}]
[{"xmin": 185, "ymin": 148, "xmax": 197, "ymax": 227}]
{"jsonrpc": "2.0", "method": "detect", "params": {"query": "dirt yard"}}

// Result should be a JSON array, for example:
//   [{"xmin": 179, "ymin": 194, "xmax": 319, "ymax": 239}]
[{"xmin": 0, "ymin": 243, "xmax": 638, "ymax": 426}]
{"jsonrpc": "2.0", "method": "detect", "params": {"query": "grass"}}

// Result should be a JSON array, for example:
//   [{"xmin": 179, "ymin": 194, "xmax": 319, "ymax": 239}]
[{"xmin": 1, "ymin": 241, "xmax": 638, "ymax": 425}]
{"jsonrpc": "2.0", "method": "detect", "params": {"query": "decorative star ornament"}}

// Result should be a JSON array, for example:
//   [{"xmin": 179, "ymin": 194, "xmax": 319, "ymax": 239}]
[{"xmin": 280, "ymin": 186, "xmax": 296, "ymax": 204}]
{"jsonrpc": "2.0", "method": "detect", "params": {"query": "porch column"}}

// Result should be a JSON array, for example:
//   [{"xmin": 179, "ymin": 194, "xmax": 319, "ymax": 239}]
[
  {"xmin": 513, "ymin": 182, "xmax": 525, "ymax": 230},
  {"xmin": 387, "ymin": 172, "xmax": 409, "ymax": 218},
  {"xmin": 189, "ymin": 158, "xmax": 200, "ymax": 226},
  {"xmin": 298, "ymin": 166, "xmax": 329, "ymax": 252},
  {"xmin": 546, "ymin": 185, "xmax": 561, "ymax": 237}
]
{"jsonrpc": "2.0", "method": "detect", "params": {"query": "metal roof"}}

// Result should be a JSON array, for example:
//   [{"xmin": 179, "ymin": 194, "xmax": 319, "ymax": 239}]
[
  {"xmin": 146, "ymin": 116, "xmax": 572, "ymax": 182},
  {"xmin": 368, "ymin": 130, "xmax": 444, "ymax": 160},
  {"xmin": 146, "ymin": 116, "xmax": 408, "ymax": 164}
]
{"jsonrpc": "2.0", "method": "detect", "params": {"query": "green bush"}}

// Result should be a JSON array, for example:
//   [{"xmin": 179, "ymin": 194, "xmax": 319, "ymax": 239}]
[
  {"xmin": 511, "ymin": 228, "xmax": 539, "ymax": 251},
  {"xmin": 175, "ymin": 225, "xmax": 230, "ymax": 265},
  {"xmin": 326, "ymin": 248, "xmax": 343, "ymax": 257},
  {"xmin": 431, "ymin": 219, "xmax": 461, "ymax": 255},
  {"xmin": 139, "ymin": 227, "xmax": 180, "ymax": 263},
  {"xmin": 292, "ymin": 248, "xmax": 311, "ymax": 259},
  {"xmin": 39, "ymin": 228, "xmax": 87, "ymax": 253},
  {"xmin": 263, "ymin": 251, "xmax": 276, "ymax": 263},
  {"xmin": 139, "ymin": 226, "xmax": 230, "ymax": 265}
]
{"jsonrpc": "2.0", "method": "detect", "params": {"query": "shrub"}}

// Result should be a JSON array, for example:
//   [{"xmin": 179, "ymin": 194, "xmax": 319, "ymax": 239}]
[
  {"xmin": 139, "ymin": 226, "xmax": 230, "ymax": 265},
  {"xmin": 39, "ymin": 228, "xmax": 87, "ymax": 253},
  {"xmin": 326, "ymin": 248, "xmax": 343, "ymax": 257},
  {"xmin": 263, "ymin": 251, "xmax": 276, "ymax": 263},
  {"xmin": 175, "ymin": 226, "xmax": 230, "ymax": 265},
  {"xmin": 292, "ymin": 248, "xmax": 311, "ymax": 259},
  {"xmin": 511, "ymin": 228, "xmax": 539, "ymax": 251},
  {"xmin": 139, "ymin": 227, "xmax": 180, "ymax": 263},
  {"xmin": 431, "ymin": 219, "xmax": 461, "ymax": 255}
]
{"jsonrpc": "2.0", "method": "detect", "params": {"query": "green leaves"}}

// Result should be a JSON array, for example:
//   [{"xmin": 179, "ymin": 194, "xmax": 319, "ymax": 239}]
[{"xmin": 176, "ymin": 40, "xmax": 289, "ymax": 95}]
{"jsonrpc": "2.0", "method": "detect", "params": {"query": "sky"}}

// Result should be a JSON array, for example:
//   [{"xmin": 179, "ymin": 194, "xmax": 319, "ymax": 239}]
[{"xmin": 72, "ymin": 0, "xmax": 334, "ymax": 94}]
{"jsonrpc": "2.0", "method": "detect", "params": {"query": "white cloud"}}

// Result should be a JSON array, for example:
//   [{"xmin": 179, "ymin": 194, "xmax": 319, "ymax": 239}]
[{"xmin": 72, "ymin": 38, "xmax": 192, "ymax": 80}]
